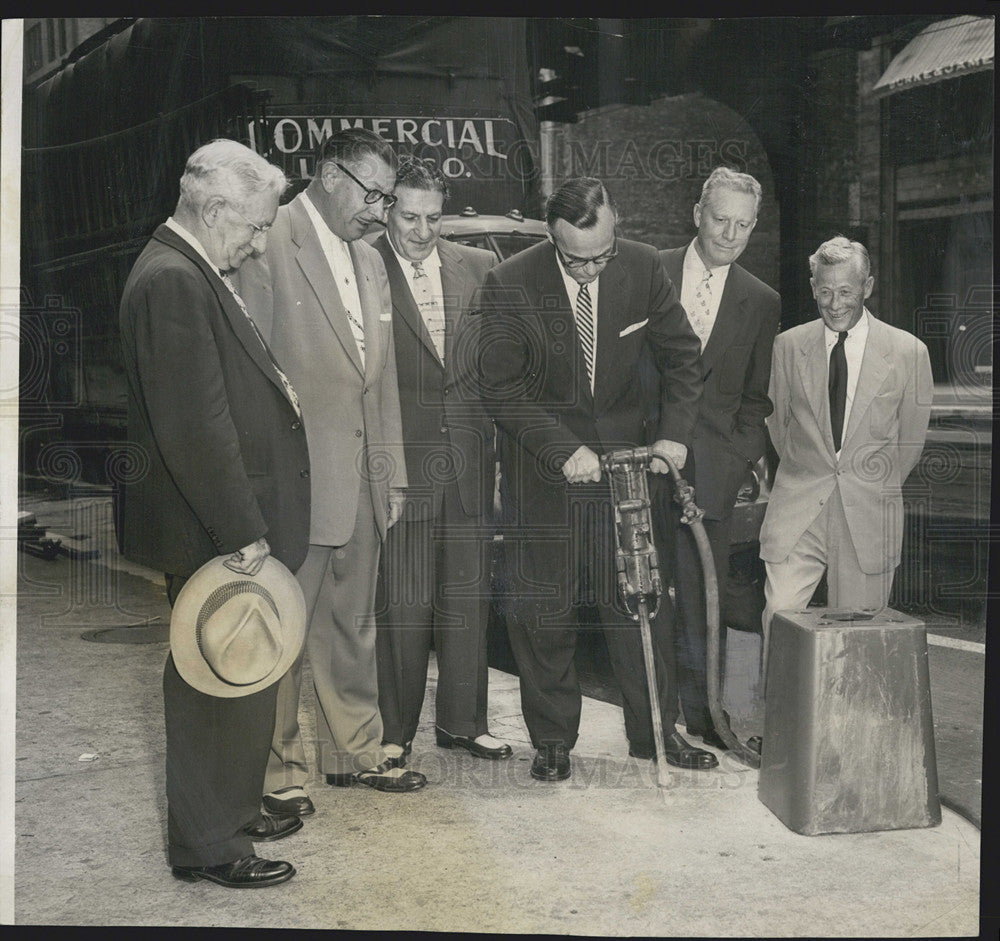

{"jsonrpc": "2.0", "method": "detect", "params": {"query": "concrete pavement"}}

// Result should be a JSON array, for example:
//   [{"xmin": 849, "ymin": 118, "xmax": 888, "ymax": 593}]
[{"xmin": 11, "ymin": 493, "xmax": 982, "ymax": 934}]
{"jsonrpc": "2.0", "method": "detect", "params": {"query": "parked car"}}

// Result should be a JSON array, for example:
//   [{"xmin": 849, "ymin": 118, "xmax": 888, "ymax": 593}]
[{"xmin": 364, "ymin": 206, "xmax": 548, "ymax": 260}]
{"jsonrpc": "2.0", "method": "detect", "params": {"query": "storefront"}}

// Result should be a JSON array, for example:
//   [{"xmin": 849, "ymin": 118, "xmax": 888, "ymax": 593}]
[{"xmin": 873, "ymin": 14, "xmax": 993, "ymax": 393}]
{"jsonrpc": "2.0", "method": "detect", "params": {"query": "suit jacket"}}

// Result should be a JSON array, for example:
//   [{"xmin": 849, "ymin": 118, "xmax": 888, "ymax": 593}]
[
  {"xmin": 372, "ymin": 233, "xmax": 496, "ymax": 523},
  {"xmin": 659, "ymin": 246, "xmax": 781, "ymax": 519},
  {"xmin": 118, "ymin": 224, "xmax": 310, "ymax": 577},
  {"xmin": 760, "ymin": 314, "xmax": 933, "ymax": 574},
  {"xmin": 235, "ymin": 192, "xmax": 407, "ymax": 546},
  {"xmin": 479, "ymin": 238, "xmax": 702, "ymax": 525}
]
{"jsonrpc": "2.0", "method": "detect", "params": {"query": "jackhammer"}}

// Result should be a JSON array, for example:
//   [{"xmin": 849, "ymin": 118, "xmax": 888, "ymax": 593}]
[{"xmin": 601, "ymin": 446, "xmax": 761, "ymax": 776}]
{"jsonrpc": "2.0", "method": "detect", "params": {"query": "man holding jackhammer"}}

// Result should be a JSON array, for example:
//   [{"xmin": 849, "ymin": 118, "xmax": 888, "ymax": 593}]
[{"xmin": 477, "ymin": 177, "xmax": 713, "ymax": 782}]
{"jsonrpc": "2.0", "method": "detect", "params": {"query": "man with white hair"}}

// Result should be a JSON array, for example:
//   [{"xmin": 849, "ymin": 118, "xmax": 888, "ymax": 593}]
[
  {"xmin": 120, "ymin": 139, "xmax": 310, "ymax": 887},
  {"xmin": 760, "ymin": 236, "xmax": 933, "ymax": 654}
]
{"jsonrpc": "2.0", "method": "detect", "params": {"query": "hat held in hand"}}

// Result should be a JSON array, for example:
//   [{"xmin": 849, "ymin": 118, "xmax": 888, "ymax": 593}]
[{"xmin": 170, "ymin": 556, "xmax": 305, "ymax": 697}]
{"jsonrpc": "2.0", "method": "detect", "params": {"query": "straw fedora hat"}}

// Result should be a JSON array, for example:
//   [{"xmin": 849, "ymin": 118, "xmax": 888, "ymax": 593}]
[{"xmin": 170, "ymin": 555, "xmax": 306, "ymax": 698}]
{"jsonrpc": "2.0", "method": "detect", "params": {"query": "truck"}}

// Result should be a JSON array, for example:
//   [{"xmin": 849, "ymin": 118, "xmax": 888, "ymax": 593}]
[{"xmin": 20, "ymin": 15, "xmax": 543, "ymax": 479}]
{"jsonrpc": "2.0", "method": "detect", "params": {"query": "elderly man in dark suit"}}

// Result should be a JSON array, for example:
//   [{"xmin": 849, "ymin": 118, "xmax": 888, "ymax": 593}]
[
  {"xmin": 372, "ymin": 158, "xmax": 512, "ymax": 763},
  {"xmin": 119, "ymin": 139, "xmax": 310, "ymax": 887},
  {"xmin": 236, "ymin": 129, "xmax": 426, "ymax": 808},
  {"xmin": 656, "ymin": 166, "xmax": 781, "ymax": 749},
  {"xmin": 478, "ymin": 177, "xmax": 711, "ymax": 781}
]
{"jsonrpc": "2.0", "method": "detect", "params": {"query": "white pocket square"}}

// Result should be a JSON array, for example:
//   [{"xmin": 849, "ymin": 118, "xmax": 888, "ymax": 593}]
[
  {"xmin": 380, "ymin": 313, "xmax": 393, "ymax": 321},
  {"xmin": 618, "ymin": 319, "xmax": 648, "ymax": 337}
]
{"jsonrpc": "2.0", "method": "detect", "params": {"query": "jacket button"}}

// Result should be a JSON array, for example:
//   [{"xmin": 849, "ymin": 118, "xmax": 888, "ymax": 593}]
[
  {"xmin": 291, "ymin": 421, "xmax": 302, "ymax": 431},
  {"xmin": 355, "ymin": 429, "xmax": 363, "ymax": 438},
  {"xmin": 300, "ymin": 469, "xmax": 310, "ymax": 478}
]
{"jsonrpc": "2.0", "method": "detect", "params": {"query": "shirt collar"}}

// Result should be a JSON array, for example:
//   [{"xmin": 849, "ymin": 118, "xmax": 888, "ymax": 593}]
[
  {"xmin": 389, "ymin": 236, "xmax": 442, "ymax": 275},
  {"xmin": 165, "ymin": 217, "xmax": 220, "ymax": 275},
  {"xmin": 302, "ymin": 191, "xmax": 351, "ymax": 254},
  {"xmin": 554, "ymin": 249, "xmax": 598, "ymax": 298},
  {"xmin": 825, "ymin": 308, "xmax": 870, "ymax": 342},
  {"xmin": 684, "ymin": 238, "xmax": 731, "ymax": 281}
]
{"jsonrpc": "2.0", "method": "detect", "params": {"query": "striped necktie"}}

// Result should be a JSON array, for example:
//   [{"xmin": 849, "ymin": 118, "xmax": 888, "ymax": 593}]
[{"xmin": 575, "ymin": 282, "xmax": 595, "ymax": 390}]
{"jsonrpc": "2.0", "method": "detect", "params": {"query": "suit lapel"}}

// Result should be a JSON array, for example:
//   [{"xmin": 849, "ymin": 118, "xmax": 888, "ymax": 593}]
[
  {"xmin": 701, "ymin": 265, "xmax": 748, "ymax": 370},
  {"xmin": 796, "ymin": 320, "xmax": 834, "ymax": 454},
  {"xmin": 153, "ymin": 225, "xmax": 292, "ymax": 406},
  {"xmin": 593, "ymin": 257, "xmax": 627, "ymax": 411},
  {"xmin": 438, "ymin": 240, "xmax": 472, "ymax": 369},
  {"xmin": 842, "ymin": 314, "xmax": 890, "ymax": 450},
  {"xmin": 661, "ymin": 248, "xmax": 684, "ymax": 289},
  {"xmin": 536, "ymin": 246, "xmax": 591, "ymax": 407},
  {"xmin": 377, "ymin": 234, "xmax": 443, "ymax": 367},
  {"xmin": 291, "ymin": 195, "xmax": 365, "ymax": 378}
]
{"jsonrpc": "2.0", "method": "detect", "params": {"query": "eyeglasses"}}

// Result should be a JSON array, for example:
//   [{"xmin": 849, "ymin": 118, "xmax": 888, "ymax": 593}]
[
  {"xmin": 553, "ymin": 234, "xmax": 619, "ymax": 270},
  {"xmin": 336, "ymin": 162, "xmax": 397, "ymax": 208},
  {"xmin": 226, "ymin": 202, "xmax": 272, "ymax": 237},
  {"xmin": 815, "ymin": 288, "xmax": 862, "ymax": 304}
]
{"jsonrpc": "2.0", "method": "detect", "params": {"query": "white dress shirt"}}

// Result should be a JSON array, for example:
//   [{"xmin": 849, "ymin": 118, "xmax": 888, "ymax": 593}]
[
  {"xmin": 301, "ymin": 193, "xmax": 366, "ymax": 365},
  {"xmin": 825, "ymin": 308, "xmax": 870, "ymax": 457},
  {"xmin": 680, "ymin": 239, "xmax": 732, "ymax": 350},
  {"xmin": 555, "ymin": 253, "xmax": 600, "ymax": 394},
  {"xmin": 388, "ymin": 239, "xmax": 447, "ymax": 364}
]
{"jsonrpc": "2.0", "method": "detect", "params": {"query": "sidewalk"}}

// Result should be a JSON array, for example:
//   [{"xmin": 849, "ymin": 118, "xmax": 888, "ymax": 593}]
[{"xmin": 12, "ymin": 495, "xmax": 982, "ymax": 934}]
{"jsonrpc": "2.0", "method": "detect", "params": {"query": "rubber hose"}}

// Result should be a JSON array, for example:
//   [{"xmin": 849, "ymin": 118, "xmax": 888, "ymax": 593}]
[{"xmin": 664, "ymin": 457, "xmax": 761, "ymax": 769}]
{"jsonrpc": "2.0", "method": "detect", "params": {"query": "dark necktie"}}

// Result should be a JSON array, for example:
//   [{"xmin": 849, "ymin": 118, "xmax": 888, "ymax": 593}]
[{"xmin": 828, "ymin": 330, "xmax": 848, "ymax": 450}]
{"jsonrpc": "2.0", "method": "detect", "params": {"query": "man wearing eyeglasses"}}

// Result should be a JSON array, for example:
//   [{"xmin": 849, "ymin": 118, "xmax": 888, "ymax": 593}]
[
  {"xmin": 653, "ymin": 167, "xmax": 780, "ymax": 755},
  {"xmin": 120, "ymin": 139, "xmax": 309, "ymax": 887},
  {"xmin": 760, "ymin": 236, "xmax": 932, "ymax": 658},
  {"xmin": 236, "ymin": 128, "xmax": 427, "ymax": 808},
  {"xmin": 478, "ymin": 176, "xmax": 707, "ymax": 782}
]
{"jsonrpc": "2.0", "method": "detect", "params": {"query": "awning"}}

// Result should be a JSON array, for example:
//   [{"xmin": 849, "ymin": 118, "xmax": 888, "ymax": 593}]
[{"xmin": 872, "ymin": 15, "xmax": 994, "ymax": 97}]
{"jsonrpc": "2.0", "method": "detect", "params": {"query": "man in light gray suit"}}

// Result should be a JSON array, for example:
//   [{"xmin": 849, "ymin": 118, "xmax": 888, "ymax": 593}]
[
  {"xmin": 237, "ymin": 129, "xmax": 427, "ymax": 809},
  {"xmin": 760, "ymin": 236, "xmax": 933, "ymax": 662}
]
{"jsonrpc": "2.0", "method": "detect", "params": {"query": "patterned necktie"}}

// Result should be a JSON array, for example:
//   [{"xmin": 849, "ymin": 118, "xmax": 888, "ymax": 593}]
[
  {"xmin": 829, "ymin": 330, "xmax": 849, "ymax": 451},
  {"xmin": 219, "ymin": 271, "xmax": 301, "ymax": 418},
  {"xmin": 411, "ymin": 260, "xmax": 446, "ymax": 363},
  {"xmin": 329, "ymin": 240, "xmax": 365, "ymax": 364},
  {"xmin": 575, "ymin": 282, "xmax": 595, "ymax": 389},
  {"xmin": 689, "ymin": 269, "xmax": 714, "ymax": 348}
]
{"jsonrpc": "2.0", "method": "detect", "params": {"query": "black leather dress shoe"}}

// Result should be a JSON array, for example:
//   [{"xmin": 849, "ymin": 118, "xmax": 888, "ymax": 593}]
[
  {"xmin": 699, "ymin": 728, "xmax": 730, "ymax": 750},
  {"xmin": 242, "ymin": 813, "xmax": 303, "ymax": 842},
  {"xmin": 686, "ymin": 710, "xmax": 732, "ymax": 751},
  {"xmin": 662, "ymin": 731, "xmax": 718, "ymax": 769},
  {"xmin": 530, "ymin": 745, "xmax": 571, "ymax": 781},
  {"xmin": 263, "ymin": 787, "xmax": 315, "ymax": 817},
  {"xmin": 629, "ymin": 732, "xmax": 719, "ymax": 770},
  {"xmin": 172, "ymin": 854, "xmax": 295, "ymax": 888},
  {"xmin": 326, "ymin": 760, "xmax": 426, "ymax": 793},
  {"xmin": 436, "ymin": 729, "xmax": 514, "ymax": 759}
]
